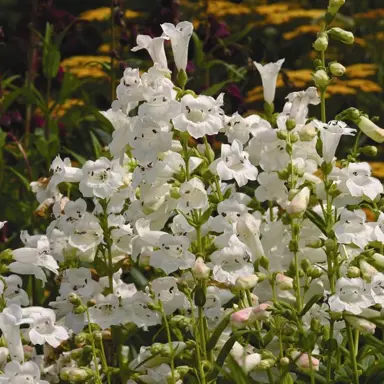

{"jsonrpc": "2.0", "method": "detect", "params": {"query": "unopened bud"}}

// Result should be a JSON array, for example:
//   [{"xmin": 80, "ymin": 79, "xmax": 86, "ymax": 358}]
[
  {"xmin": 276, "ymin": 273, "xmax": 294, "ymax": 290},
  {"xmin": 60, "ymin": 368, "xmax": 93, "ymax": 382},
  {"xmin": 277, "ymin": 130, "xmax": 288, "ymax": 140},
  {"xmin": 357, "ymin": 116, "xmax": 384, "ymax": 143},
  {"xmin": 235, "ymin": 275, "xmax": 259, "ymax": 290},
  {"xmin": 286, "ymin": 119, "xmax": 296, "ymax": 131},
  {"xmin": 280, "ymin": 357, "xmax": 290, "ymax": 366},
  {"xmin": 67, "ymin": 293, "xmax": 82, "ymax": 306},
  {"xmin": 328, "ymin": 0, "xmax": 345, "ymax": 15},
  {"xmin": 328, "ymin": 27, "xmax": 354, "ymax": 45},
  {"xmin": 177, "ymin": 69, "xmax": 188, "ymax": 89},
  {"xmin": 298, "ymin": 123, "xmax": 318, "ymax": 141},
  {"xmin": 192, "ymin": 257, "xmax": 210, "ymax": 279},
  {"xmin": 258, "ymin": 359, "xmax": 275, "ymax": 370},
  {"xmin": 313, "ymin": 33, "xmax": 329, "ymax": 51},
  {"xmin": 372, "ymin": 253, "xmax": 384, "ymax": 268},
  {"xmin": 347, "ymin": 266, "xmax": 361, "ymax": 278},
  {"xmin": 170, "ymin": 187, "xmax": 180, "ymax": 199},
  {"xmin": 306, "ymin": 239, "xmax": 323, "ymax": 248},
  {"xmin": 359, "ymin": 260, "xmax": 378, "ymax": 281},
  {"xmin": 291, "ymin": 351, "xmax": 320, "ymax": 371},
  {"xmin": 345, "ymin": 316, "xmax": 376, "ymax": 334},
  {"xmin": 286, "ymin": 187, "xmax": 310, "ymax": 217},
  {"xmin": 230, "ymin": 307, "xmax": 255, "ymax": 329},
  {"xmin": 329, "ymin": 62, "xmax": 346, "ymax": 77},
  {"xmin": 313, "ymin": 69, "xmax": 330, "ymax": 90},
  {"xmin": 73, "ymin": 305, "xmax": 87, "ymax": 314},
  {"xmin": 360, "ymin": 145, "xmax": 378, "ymax": 156},
  {"xmin": 301, "ymin": 259, "xmax": 312, "ymax": 273},
  {"xmin": 176, "ymin": 366, "xmax": 191, "ymax": 376},
  {"xmin": 259, "ymin": 255, "xmax": 269, "ymax": 270},
  {"xmin": 324, "ymin": 238, "xmax": 336, "ymax": 252},
  {"xmin": 252, "ymin": 302, "xmax": 272, "ymax": 321}
]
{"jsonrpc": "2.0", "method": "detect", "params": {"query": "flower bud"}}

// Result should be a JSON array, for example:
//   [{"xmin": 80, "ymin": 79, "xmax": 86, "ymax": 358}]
[
  {"xmin": 298, "ymin": 123, "xmax": 317, "ymax": 141},
  {"xmin": 255, "ymin": 272, "xmax": 267, "ymax": 282},
  {"xmin": 280, "ymin": 356, "xmax": 290, "ymax": 366},
  {"xmin": 324, "ymin": 238, "xmax": 336, "ymax": 252},
  {"xmin": 235, "ymin": 275, "xmax": 259, "ymax": 290},
  {"xmin": 291, "ymin": 352, "xmax": 320, "ymax": 371},
  {"xmin": 359, "ymin": 260, "xmax": 378, "ymax": 281},
  {"xmin": 328, "ymin": 27, "xmax": 354, "ymax": 45},
  {"xmin": 60, "ymin": 368, "xmax": 93, "ymax": 382},
  {"xmin": 347, "ymin": 266, "xmax": 361, "ymax": 278},
  {"xmin": 170, "ymin": 187, "xmax": 180, "ymax": 199},
  {"xmin": 192, "ymin": 257, "xmax": 210, "ymax": 279},
  {"xmin": 313, "ymin": 33, "xmax": 329, "ymax": 51},
  {"xmin": 252, "ymin": 302, "xmax": 272, "ymax": 321},
  {"xmin": 313, "ymin": 69, "xmax": 330, "ymax": 90},
  {"xmin": 230, "ymin": 307, "xmax": 255, "ymax": 328},
  {"xmin": 73, "ymin": 305, "xmax": 87, "ymax": 314},
  {"xmin": 277, "ymin": 130, "xmax": 288, "ymax": 140},
  {"xmin": 360, "ymin": 146, "xmax": 378, "ymax": 156},
  {"xmin": 329, "ymin": 62, "xmax": 346, "ymax": 77},
  {"xmin": 327, "ymin": 0, "xmax": 345, "ymax": 14},
  {"xmin": 259, "ymin": 255, "xmax": 269, "ymax": 270},
  {"xmin": 177, "ymin": 69, "xmax": 188, "ymax": 89},
  {"xmin": 176, "ymin": 366, "xmax": 191, "ymax": 376},
  {"xmin": 286, "ymin": 187, "xmax": 310, "ymax": 217},
  {"xmin": 67, "ymin": 292, "xmax": 82, "ymax": 306},
  {"xmin": 372, "ymin": 253, "xmax": 384, "ymax": 268},
  {"xmin": 258, "ymin": 359, "xmax": 275, "ymax": 370},
  {"xmin": 276, "ymin": 273, "xmax": 294, "ymax": 290},
  {"xmin": 357, "ymin": 116, "xmax": 384, "ymax": 143},
  {"xmin": 301, "ymin": 259, "xmax": 312, "ymax": 273},
  {"xmin": 305, "ymin": 239, "xmax": 323, "ymax": 248},
  {"xmin": 167, "ymin": 371, "xmax": 181, "ymax": 383},
  {"xmin": 286, "ymin": 119, "xmax": 296, "ymax": 131},
  {"xmin": 345, "ymin": 316, "xmax": 376, "ymax": 334}
]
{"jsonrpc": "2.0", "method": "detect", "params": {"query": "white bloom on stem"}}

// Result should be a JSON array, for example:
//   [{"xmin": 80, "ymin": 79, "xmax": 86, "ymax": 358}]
[
  {"xmin": 286, "ymin": 187, "xmax": 310, "ymax": 217},
  {"xmin": 253, "ymin": 59, "xmax": 285, "ymax": 104},
  {"xmin": 334, "ymin": 209, "xmax": 373, "ymax": 250},
  {"xmin": 370, "ymin": 272, "xmax": 384, "ymax": 306},
  {"xmin": 88, "ymin": 294, "xmax": 125, "ymax": 329},
  {"xmin": 2, "ymin": 275, "xmax": 29, "ymax": 306},
  {"xmin": 160, "ymin": 21, "xmax": 193, "ymax": 71},
  {"xmin": 291, "ymin": 352, "xmax": 320, "ymax": 372},
  {"xmin": 223, "ymin": 113, "xmax": 261, "ymax": 144},
  {"xmin": 213, "ymin": 140, "xmax": 258, "ymax": 187},
  {"xmin": 80, "ymin": 157, "xmax": 124, "ymax": 199},
  {"xmin": 373, "ymin": 213, "xmax": 384, "ymax": 243},
  {"xmin": 230, "ymin": 307, "xmax": 256, "ymax": 328},
  {"xmin": 0, "ymin": 360, "xmax": 48, "ymax": 384},
  {"xmin": 284, "ymin": 87, "xmax": 320, "ymax": 125},
  {"xmin": 48, "ymin": 156, "xmax": 83, "ymax": 191},
  {"xmin": 58, "ymin": 198, "xmax": 87, "ymax": 235},
  {"xmin": 328, "ymin": 277, "xmax": 374, "ymax": 314},
  {"xmin": 345, "ymin": 162, "xmax": 383, "ymax": 201},
  {"xmin": 172, "ymin": 94, "xmax": 223, "ymax": 139},
  {"xmin": 24, "ymin": 307, "xmax": 69, "ymax": 348},
  {"xmin": 10, "ymin": 237, "xmax": 59, "ymax": 284},
  {"xmin": 231, "ymin": 342, "xmax": 262, "ymax": 373},
  {"xmin": 151, "ymin": 277, "xmax": 188, "ymax": 314},
  {"xmin": 0, "ymin": 221, "xmax": 6, "ymax": 229},
  {"xmin": 0, "ymin": 304, "xmax": 34, "ymax": 362},
  {"xmin": 193, "ymin": 257, "xmax": 211, "ymax": 279},
  {"xmin": 345, "ymin": 316, "xmax": 376, "ymax": 334},
  {"xmin": 177, "ymin": 177, "xmax": 209, "ymax": 212},
  {"xmin": 150, "ymin": 234, "xmax": 195, "ymax": 274},
  {"xmin": 255, "ymin": 172, "xmax": 288, "ymax": 205},
  {"xmin": 131, "ymin": 35, "xmax": 169, "ymax": 69},
  {"xmin": 314, "ymin": 120, "xmax": 356, "ymax": 163},
  {"xmin": 236, "ymin": 213, "xmax": 264, "ymax": 261}
]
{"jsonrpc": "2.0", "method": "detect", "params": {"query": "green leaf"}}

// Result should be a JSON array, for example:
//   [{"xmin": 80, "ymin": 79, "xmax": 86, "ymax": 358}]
[
  {"xmin": 62, "ymin": 147, "xmax": 87, "ymax": 166},
  {"xmin": 129, "ymin": 267, "xmax": 148, "ymax": 289},
  {"xmin": 304, "ymin": 209, "xmax": 328, "ymax": 236},
  {"xmin": 206, "ymin": 311, "xmax": 232, "ymax": 352},
  {"xmin": 202, "ymin": 80, "xmax": 232, "ymax": 96},
  {"xmin": 90, "ymin": 130, "xmax": 102, "ymax": 159},
  {"xmin": 7, "ymin": 167, "xmax": 31, "ymax": 190},
  {"xmin": 43, "ymin": 47, "xmax": 61, "ymax": 79},
  {"xmin": 192, "ymin": 32, "xmax": 204, "ymax": 67},
  {"xmin": 0, "ymin": 129, "xmax": 6, "ymax": 148},
  {"xmin": 2, "ymin": 75, "xmax": 21, "ymax": 90},
  {"xmin": 204, "ymin": 60, "xmax": 245, "ymax": 79},
  {"xmin": 300, "ymin": 294, "xmax": 323, "ymax": 316}
]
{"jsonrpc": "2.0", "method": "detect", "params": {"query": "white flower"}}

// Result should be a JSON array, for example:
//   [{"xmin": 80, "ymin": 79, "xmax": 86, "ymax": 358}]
[
  {"xmin": 334, "ymin": 209, "xmax": 373, "ymax": 249},
  {"xmin": 130, "ymin": 116, "xmax": 173, "ymax": 165},
  {"xmin": 255, "ymin": 172, "xmax": 288, "ymax": 205},
  {"xmin": 131, "ymin": 35, "xmax": 169, "ymax": 68},
  {"xmin": 357, "ymin": 115, "xmax": 384, "ymax": 143},
  {"xmin": 161, "ymin": 21, "xmax": 193, "ymax": 71},
  {"xmin": 286, "ymin": 187, "xmax": 310, "ymax": 217},
  {"xmin": 58, "ymin": 198, "xmax": 87, "ymax": 235},
  {"xmin": 2, "ymin": 275, "xmax": 29, "ymax": 307},
  {"xmin": 345, "ymin": 162, "xmax": 383, "ymax": 201},
  {"xmin": 231, "ymin": 342, "xmax": 262, "ymax": 373},
  {"xmin": 213, "ymin": 140, "xmax": 258, "ymax": 187},
  {"xmin": 24, "ymin": 307, "xmax": 69, "ymax": 348},
  {"xmin": 370, "ymin": 273, "xmax": 384, "ymax": 305},
  {"xmin": 88, "ymin": 294, "xmax": 125, "ymax": 329},
  {"xmin": 150, "ymin": 234, "xmax": 195, "ymax": 274},
  {"xmin": 151, "ymin": 277, "xmax": 188, "ymax": 314},
  {"xmin": 253, "ymin": 59, "xmax": 285, "ymax": 104},
  {"xmin": 328, "ymin": 277, "xmax": 374, "ymax": 314},
  {"xmin": 173, "ymin": 94, "xmax": 223, "ymax": 139},
  {"xmin": 10, "ymin": 237, "xmax": 59, "ymax": 284},
  {"xmin": 122, "ymin": 291, "xmax": 161, "ymax": 329},
  {"xmin": 223, "ymin": 113, "xmax": 261, "ymax": 144},
  {"xmin": 79, "ymin": 157, "xmax": 124, "ymax": 199},
  {"xmin": 284, "ymin": 87, "xmax": 320, "ymax": 125},
  {"xmin": 0, "ymin": 361, "xmax": 48, "ymax": 384},
  {"xmin": 373, "ymin": 213, "xmax": 384, "ymax": 243},
  {"xmin": 177, "ymin": 177, "xmax": 209, "ymax": 212},
  {"xmin": 0, "ymin": 304, "xmax": 33, "ymax": 362},
  {"xmin": 236, "ymin": 213, "xmax": 264, "ymax": 261},
  {"xmin": 0, "ymin": 221, "xmax": 7, "ymax": 229},
  {"xmin": 48, "ymin": 156, "xmax": 83, "ymax": 191},
  {"xmin": 302, "ymin": 303, "xmax": 330, "ymax": 329},
  {"xmin": 315, "ymin": 120, "xmax": 356, "ymax": 163}
]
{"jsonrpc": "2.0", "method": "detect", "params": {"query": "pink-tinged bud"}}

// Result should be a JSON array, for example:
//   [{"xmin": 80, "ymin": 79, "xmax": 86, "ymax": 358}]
[
  {"xmin": 359, "ymin": 260, "xmax": 378, "ymax": 281},
  {"xmin": 235, "ymin": 275, "xmax": 259, "ymax": 289},
  {"xmin": 276, "ymin": 273, "xmax": 294, "ymax": 290},
  {"xmin": 230, "ymin": 307, "xmax": 255, "ymax": 328},
  {"xmin": 358, "ymin": 116, "xmax": 384, "ymax": 143},
  {"xmin": 252, "ymin": 302, "xmax": 272, "ymax": 321},
  {"xmin": 292, "ymin": 352, "xmax": 320, "ymax": 371},
  {"xmin": 286, "ymin": 187, "xmax": 310, "ymax": 217},
  {"xmin": 346, "ymin": 316, "xmax": 376, "ymax": 334},
  {"xmin": 192, "ymin": 257, "xmax": 210, "ymax": 279}
]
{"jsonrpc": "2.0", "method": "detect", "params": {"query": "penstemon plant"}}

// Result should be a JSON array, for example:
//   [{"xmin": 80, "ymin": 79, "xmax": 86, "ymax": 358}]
[{"xmin": 2, "ymin": 0, "xmax": 384, "ymax": 383}]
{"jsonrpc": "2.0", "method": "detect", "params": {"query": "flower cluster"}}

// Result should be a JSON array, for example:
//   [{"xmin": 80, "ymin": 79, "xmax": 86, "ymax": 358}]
[{"xmin": 2, "ymin": 3, "xmax": 384, "ymax": 383}]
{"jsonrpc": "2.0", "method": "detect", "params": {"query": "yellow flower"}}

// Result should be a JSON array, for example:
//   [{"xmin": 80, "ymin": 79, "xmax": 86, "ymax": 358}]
[
  {"xmin": 345, "ymin": 79, "xmax": 382, "ymax": 93},
  {"xmin": 345, "ymin": 64, "xmax": 377, "ymax": 78},
  {"xmin": 369, "ymin": 162, "xmax": 384, "ymax": 179},
  {"xmin": 283, "ymin": 25, "xmax": 321, "ymax": 40},
  {"xmin": 79, "ymin": 7, "xmax": 142, "ymax": 21},
  {"xmin": 61, "ymin": 56, "xmax": 110, "ymax": 78}
]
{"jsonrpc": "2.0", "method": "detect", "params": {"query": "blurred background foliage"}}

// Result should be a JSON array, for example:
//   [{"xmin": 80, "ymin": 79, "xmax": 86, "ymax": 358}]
[{"xmin": 1, "ymin": 0, "xmax": 384, "ymax": 248}]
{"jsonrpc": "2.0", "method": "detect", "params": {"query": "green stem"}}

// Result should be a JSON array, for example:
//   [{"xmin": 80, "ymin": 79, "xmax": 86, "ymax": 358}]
[
  {"xmin": 351, "ymin": 130, "xmax": 362, "ymax": 159},
  {"xmin": 85, "ymin": 310, "xmax": 103, "ymax": 384},
  {"xmin": 44, "ymin": 77, "xmax": 51, "ymax": 141},
  {"xmin": 307, "ymin": 350, "xmax": 316, "ymax": 384},
  {"xmin": 160, "ymin": 303, "xmax": 176, "ymax": 383},
  {"xmin": 291, "ymin": 220, "xmax": 303, "ymax": 311},
  {"xmin": 99, "ymin": 337, "xmax": 112, "ymax": 384},
  {"xmin": 346, "ymin": 321, "xmax": 359, "ymax": 384},
  {"xmin": 320, "ymin": 50, "xmax": 326, "ymax": 124},
  {"xmin": 326, "ymin": 321, "xmax": 334, "ymax": 382}
]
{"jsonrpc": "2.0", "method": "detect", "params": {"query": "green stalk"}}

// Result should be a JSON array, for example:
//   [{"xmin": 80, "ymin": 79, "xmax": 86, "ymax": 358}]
[
  {"xmin": 346, "ymin": 321, "xmax": 359, "ymax": 384},
  {"xmin": 85, "ymin": 310, "xmax": 103, "ymax": 384},
  {"xmin": 160, "ymin": 303, "xmax": 176, "ymax": 383},
  {"xmin": 307, "ymin": 349, "xmax": 316, "ymax": 384},
  {"xmin": 44, "ymin": 77, "xmax": 51, "ymax": 141}
]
